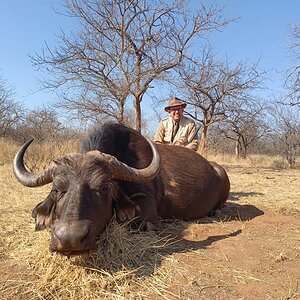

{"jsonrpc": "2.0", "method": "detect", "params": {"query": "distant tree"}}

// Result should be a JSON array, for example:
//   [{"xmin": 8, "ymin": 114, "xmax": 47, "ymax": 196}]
[
  {"xmin": 269, "ymin": 105, "xmax": 300, "ymax": 167},
  {"xmin": 0, "ymin": 75, "xmax": 24, "ymax": 138},
  {"xmin": 31, "ymin": 0, "xmax": 229, "ymax": 132},
  {"xmin": 284, "ymin": 24, "xmax": 300, "ymax": 105},
  {"xmin": 219, "ymin": 101, "xmax": 269, "ymax": 159},
  {"xmin": 18, "ymin": 107, "xmax": 65, "ymax": 142},
  {"xmin": 176, "ymin": 47, "xmax": 265, "ymax": 154}
]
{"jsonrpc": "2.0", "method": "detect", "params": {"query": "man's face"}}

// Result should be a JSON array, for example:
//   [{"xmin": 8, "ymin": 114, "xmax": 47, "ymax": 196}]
[{"xmin": 168, "ymin": 105, "xmax": 183, "ymax": 122}]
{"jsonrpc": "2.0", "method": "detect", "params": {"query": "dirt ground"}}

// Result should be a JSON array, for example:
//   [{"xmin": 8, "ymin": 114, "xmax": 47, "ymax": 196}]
[
  {"xmin": 0, "ymin": 164, "xmax": 299, "ymax": 299},
  {"xmin": 155, "ymin": 208, "xmax": 299, "ymax": 299}
]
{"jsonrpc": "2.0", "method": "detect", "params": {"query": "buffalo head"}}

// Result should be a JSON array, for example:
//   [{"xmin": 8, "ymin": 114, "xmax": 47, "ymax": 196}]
[{"xmin": 13, "ymin": 139, "xmax": 160, "ymax": 255}]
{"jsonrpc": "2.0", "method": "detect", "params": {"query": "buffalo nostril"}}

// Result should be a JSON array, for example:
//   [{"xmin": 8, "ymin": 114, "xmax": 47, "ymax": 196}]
[{"xmin": 53, "ymin": 222, "xmax": 89, "ymax": 251}]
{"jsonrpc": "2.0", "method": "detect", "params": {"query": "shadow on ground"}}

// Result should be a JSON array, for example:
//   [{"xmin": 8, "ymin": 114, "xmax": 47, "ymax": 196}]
[
  {"xmin": 219, "ymin": 202, "xmax": 264, "ymax": 221},
  {"xmin": 75, "ymin": 202, "xmax": 263, "ymax": 277}
]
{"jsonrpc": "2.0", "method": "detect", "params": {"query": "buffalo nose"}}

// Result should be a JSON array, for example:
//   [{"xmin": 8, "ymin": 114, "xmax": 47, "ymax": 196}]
[{"xmin": 52, "ymin": 221, "xmax": 90, "ymax": 252}]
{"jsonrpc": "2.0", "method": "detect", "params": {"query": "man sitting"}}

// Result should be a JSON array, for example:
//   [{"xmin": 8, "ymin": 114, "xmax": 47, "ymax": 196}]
[{"xmin": 154, "ymin": 97, "xmax": 198, "ymax": 151}]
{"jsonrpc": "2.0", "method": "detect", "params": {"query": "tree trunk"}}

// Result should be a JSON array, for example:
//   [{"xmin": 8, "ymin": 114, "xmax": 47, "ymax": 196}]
[
  {"xmin": 235, "ymin": 140, "xmax": 240, "ymax": 159},
  {"xmin": 118, "ymin": 101, "xmax": 125, "ymax": 124},
  {"xmin": 240, "ymin": 136, "xmax": 248, "ymax": 159},
  {"xmin": 240, "ymin": 147, "xmax": 247, "ymax": 159},
  {"xmin": 133, "ymin": 96, "xmax": 142, "ymax": 133},
  {"xmin": 285, "ymin": 144, "xmax": 296, "ymax": 167},
  {"xmin": 198, "ymin": 125, "xmax": 208, "ymax": 155}
]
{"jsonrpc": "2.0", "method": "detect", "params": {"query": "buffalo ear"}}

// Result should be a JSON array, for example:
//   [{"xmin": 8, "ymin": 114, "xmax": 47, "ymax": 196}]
[
  {"xmin": 115, "ymin": 202, "xmax": 136, "ymax": 223},
  {"xmin": 113, "ymin": 189, "xmax": 136, "ymax": 223},
  {"xmin": 31, "ymin": 192, "xmax": 56, "ymax": 231},
  {"xmin": 34, "ymin": 213, "xmax": 52, "ymax": 231}
]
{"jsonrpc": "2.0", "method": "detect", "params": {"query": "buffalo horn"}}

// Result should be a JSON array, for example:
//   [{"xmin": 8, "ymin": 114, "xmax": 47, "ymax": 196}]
[
  {"xmin": 93, "ymin": 138, "xmax": 160, "ymax": 183},
  {"xmin": 13, "ymin": 139, "xmax": 55, "ymax": 187}
]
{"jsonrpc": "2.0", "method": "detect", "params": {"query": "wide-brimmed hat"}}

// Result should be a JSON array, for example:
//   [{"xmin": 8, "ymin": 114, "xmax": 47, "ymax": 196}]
[{"xmin": 164, "ymin": 97, "xmax": 187, "ymax": 112}]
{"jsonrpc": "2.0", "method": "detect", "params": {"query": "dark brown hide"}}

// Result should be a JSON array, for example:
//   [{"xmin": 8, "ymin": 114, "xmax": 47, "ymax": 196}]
[
  {"xmin": 209, "ymin": 161, "xmax": 230, "ymax": 208},
  {"xmin": 156, "ymin": 145, "xmax": 230, "ymax": 219}
]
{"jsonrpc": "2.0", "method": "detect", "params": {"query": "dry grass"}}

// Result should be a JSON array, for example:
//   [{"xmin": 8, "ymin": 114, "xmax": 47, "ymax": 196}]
[
  {"xmin": 207, "ymin": 152, "xmax": 295, "ymax": 170},
  {"xmin": 226, "ymin": 164, "xmax": 300, "ymax": 213},
  {"xmin": 1, "ymin": 142, "xmax": 300, "ymax": 299},
  {"xmin": 0, "ymin": 139, "xmax": 20, "ymax": 166},
  {"xmin": 4, "ymin": 222, "xmax": 177, "ymax": 300},
  {"xmin": 0, "ymin": 138, "xmax": 78, "ymax": 169},
  {"xmin": 2, "ymin": 137, "xmax": 298, "ymax": 170}
]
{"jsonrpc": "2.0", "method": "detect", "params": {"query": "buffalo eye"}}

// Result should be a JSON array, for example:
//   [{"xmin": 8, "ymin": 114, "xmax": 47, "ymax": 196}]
[
  {"xmin": 90, "ymin": 185, "xmax": 110, "ymax": 200},
  {"xmin": 51, "ymin": 188, "xmax": 66, "ymax": 202},
  {"xmin": 57, "ymin": 190, "xmax": 66, "ymax": 201}
]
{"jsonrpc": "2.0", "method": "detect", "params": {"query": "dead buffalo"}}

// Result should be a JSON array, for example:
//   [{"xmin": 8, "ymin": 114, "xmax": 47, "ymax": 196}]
[{"xmin": 13, "ymin": 122, "xmax": 230, "ymax": 255}]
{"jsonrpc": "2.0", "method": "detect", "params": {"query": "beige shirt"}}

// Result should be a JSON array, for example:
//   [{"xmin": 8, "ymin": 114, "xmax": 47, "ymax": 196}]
[{"xmin": 154, "ymin": 116, "xmax": 198, "ymax": 151}]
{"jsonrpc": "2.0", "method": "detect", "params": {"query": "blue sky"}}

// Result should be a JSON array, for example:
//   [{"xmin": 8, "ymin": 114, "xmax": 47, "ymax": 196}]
[
  {"xmin": 0, "ymin": 0, "xmax": 299, "ymax": 114},
  {"xmin": 208, "ymin": 0, "xmax": 299, "ymax": 95},
  {"xmin": 0, "ymin": 1, "xmax": 74, "ymax": 107}
]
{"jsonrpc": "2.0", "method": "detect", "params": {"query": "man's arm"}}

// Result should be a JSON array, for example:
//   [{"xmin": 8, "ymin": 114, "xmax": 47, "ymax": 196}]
[
  {"xmin": 153, "ymin": 121, "xmax": 165, "ymax": 144},
  {"xmin": 186, "ymin": 122, "xmax": 199, "ymax": 151}
]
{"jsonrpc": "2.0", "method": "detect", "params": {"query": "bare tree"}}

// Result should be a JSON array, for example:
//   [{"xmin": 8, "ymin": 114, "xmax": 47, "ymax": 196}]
[
  {"xmin": 284, "ymin": 24, "xmax": 300, "ymax": 105},
  {"xmin": 268, "ymin": 105, "xmax": 300, "ymax": 167},
  {"xmin": 31, "ymin": 0, "xmax": 229, "ymax": 132},
  {"xmin": 219, "ymin": 101, "xmax": 269, "ymax": 159},
  {"xmin": 18, "ymin": 107, "xmax": 64, "ymax": 143},
  {"xmin": 176, "ymin": 48, "xmax": 265, "ymax": 154},
  {"xmin": 0, "ymin": 75, "xmax": 24, "ymax": 138}
]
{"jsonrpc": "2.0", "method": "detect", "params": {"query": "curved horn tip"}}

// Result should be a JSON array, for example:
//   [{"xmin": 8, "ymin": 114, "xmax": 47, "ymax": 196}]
[
  {"xmin": 12, "ymin": 139, "xmax": 54, "ymax": 188},
  {"xmin": 112, "ymin": 137, "xmax": 161, "ymax": 183},
  {"xmin": 13, "ymin": 138, "xmax": 34, "ymax": 164}
]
